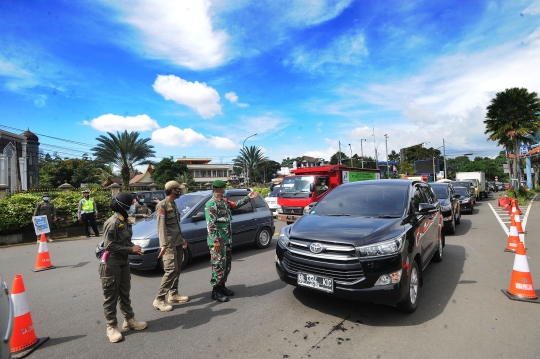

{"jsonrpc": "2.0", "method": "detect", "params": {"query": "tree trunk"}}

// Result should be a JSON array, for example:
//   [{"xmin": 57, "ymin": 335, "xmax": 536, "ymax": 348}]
[
  {"xmin": 121, "ymin": 165, "xmax": 130, "ymax": 189},
  {"xmin": 513, "ymin": 138, "xmax": 520, "ymax": 189}
]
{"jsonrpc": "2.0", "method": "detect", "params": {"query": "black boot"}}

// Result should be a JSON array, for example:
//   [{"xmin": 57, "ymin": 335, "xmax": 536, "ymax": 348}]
[
  {"xmin": 211, "ymin": 287, "xmax": 229, "ymax": 302},
  {"xmin": 220, "ymin": 285, "xmax": 235, "ymax": 297}
]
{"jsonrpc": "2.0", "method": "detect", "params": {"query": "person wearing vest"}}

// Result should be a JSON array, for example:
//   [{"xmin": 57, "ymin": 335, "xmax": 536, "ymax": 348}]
[
  {"xmin": 33, "ymin": 191, "xmax": 57, "ymax": 243},
  {"xmin": 78, "ymin": 189, "xmax": 100, "ymax": 237}
]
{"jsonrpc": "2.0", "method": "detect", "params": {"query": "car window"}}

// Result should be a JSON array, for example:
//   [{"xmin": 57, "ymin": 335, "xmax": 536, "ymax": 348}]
[
  {"xmin": 312, "ymin": 184, "xmax": 408, "ymax": 217},
  {"xmin": 228, "ymin": 195, "xmax": 253, "ymax": 214},
  {"xmin": 431, "ymin": 185, "xmax": 449, "ymax": 199},
  {"xmin": 252, "ymin": 194, "xmax": 267, "ymax": 208},
  {"xmin": 411, "ymin": 185, "xmax": 429, "ymax": 212},
  {"xmin": 174, "ymin": 194, "xmax": 208, "ymax": 218},
  {"xmin": 454, "ymin": 187, "xmax": 468, "ymax": 196},
  {"xmin": 420, "ymin": 184, "xmax": 436, "ymax": 203}
]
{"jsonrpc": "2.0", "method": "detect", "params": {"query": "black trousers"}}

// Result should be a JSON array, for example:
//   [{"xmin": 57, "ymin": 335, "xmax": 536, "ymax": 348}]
[{"xmin": 82, "ymin": 212, "xmax": 100, "ymax": 236}]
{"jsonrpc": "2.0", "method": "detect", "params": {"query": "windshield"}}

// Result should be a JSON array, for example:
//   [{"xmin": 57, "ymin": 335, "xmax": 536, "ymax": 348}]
[
  {"xmin": 431, "ymin": 185, "xmax": 449, "ymax": 199},
  {"xmin": 268, "ymin": 186, "xmax": 281, "ymax": 197},
  {"xmin": 311, "ymin": 184, "xmax": 408, "ymax": 217},
  {"xmin": 279, "ymin": 176, "xmax": 314, "ymax": 198},
  {"xmin": 454, "ymin": 187, "xmax": 468, "ymax": 196},
  {"xmin": 174, "ymin": 194, "xmax": 207, "ymax": 218},
  {"xmin": 463, "ymin": 179, "xmax": 477, "ymax": 188},
  {"xmin": 452, "ymin": 181, "xmax": 470, "ymax": 188}
]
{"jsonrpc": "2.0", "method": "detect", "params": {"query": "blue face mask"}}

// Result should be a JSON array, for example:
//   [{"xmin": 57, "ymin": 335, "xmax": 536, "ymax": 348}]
[
  {"xmin": 129, "ymin": 205, "xmax": 135, "ymax": 214},
  {"xmin": 43, "ymin": 197, "xmax": 49, "ymax": 201},
  {"xmin": 139, "ymin": 199, "xmax": 144, "ymax": 203}
]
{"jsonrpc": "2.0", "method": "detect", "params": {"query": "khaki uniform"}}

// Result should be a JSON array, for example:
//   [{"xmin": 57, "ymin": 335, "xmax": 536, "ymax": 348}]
[
  {"xmin": 34, "ymin": 200, "xmax": 56, "ymax": 241},
  {"xmin": 129, "ymin": 202, "xmax": 152, "ymax": 224},
  {"xmin": 99, "ymin": 213, "xmax": 136, "ymax": 326},
  {"xmin": 155, "ymin": 198, "xmax": 184, "ymax": 301}
]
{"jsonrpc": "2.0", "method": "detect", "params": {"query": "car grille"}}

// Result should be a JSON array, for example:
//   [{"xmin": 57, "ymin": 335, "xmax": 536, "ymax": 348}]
[
  {"xmin": 282, "ymin": 207, "xmax": 304, "ymax": 215},
  {"xmin": 283, "ymin": 239, "xmax": 364, "ymax": 284}
]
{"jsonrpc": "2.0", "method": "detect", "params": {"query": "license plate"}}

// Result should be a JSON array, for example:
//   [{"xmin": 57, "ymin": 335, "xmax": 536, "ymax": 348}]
[
  {"xmin": 286, "ymin": 215, "xmax": 296, "ymax": 220},
  {"xmin": 297, "ymin": 272, "xmax": 333, "ymax": 293}
]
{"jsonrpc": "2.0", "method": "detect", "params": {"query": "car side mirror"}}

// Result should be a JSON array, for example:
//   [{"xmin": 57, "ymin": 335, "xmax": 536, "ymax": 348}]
[
  {"xmin": 415, "ymin": 203, "xmax": 438, "ymax": 215},
  {"xmin": 191, "ymin": 211, "xmax": 206, "ymax": 222},
  {"xmin": 309, "ymin": 183, "xmax": 315, "ymax": 192}
]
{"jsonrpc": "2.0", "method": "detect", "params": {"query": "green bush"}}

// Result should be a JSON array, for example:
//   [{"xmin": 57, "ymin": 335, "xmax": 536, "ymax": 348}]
[
  {"xmin": 0, "ymin": 190, "xmax": 114, "ymax": 234},
  {"xmin": 252, "ymin": 186, "xmax": 270, "ymax": 198}
]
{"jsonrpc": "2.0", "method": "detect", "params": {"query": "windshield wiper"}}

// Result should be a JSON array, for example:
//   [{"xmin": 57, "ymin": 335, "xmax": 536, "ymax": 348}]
[
  {"xmin": 325, "ymin": 214, "xmax": 351, "ymax": 216},
  {"xmin": 375, "ymin": 215, "xmax": 401, "ymax": 218}
]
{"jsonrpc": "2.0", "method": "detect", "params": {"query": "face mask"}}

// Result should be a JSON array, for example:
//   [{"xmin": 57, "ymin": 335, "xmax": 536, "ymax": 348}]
[
  {"xmin": 43, "ymin": 197, "xmax": 49, "ymax": 201},
  {"xmin": 129, "ymin": 205, "xmax": 135, "ymax": 214},
  {"xmin": 139, "ymin": 199, "xmax": 144, "ymax": 203}
]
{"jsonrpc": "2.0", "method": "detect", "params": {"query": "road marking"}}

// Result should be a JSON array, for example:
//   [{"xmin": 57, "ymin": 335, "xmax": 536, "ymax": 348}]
[
  {"xmin": 489, "ymin": 199, "xmax": 533, "ymax": 246},
  {"xmin": 489, "ymin": 203, "xmax": 509, "ymax": 236}
]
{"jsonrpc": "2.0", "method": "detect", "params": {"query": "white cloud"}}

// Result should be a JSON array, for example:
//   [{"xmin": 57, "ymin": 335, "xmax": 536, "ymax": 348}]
[
  {"xmin": 152, "ymin": 126, "xmax": 207, "ymax": 147},
  {"xmin": 34, "ymin": 95, "xmax": 47, "ymax": 108},
  {"xmin": 239, "ymin": 115, "xmax": 290, "ymax": 135},
  {"xmin": 207, "ymin": 136, "xmax": 238, "ymax": 150},
  {"xmin": 290, "ymin": 29, "xmax": 368, "ymax": 72},
  {"xmin": 522, "ymin": 0, "xmax": 540, "ymax": 15},
  {"xmin": 105, "ymin": 0, "xmax": 228, "ymax": 70},
  {"xmin": 225, "ymin": 91, "xmax": 249, "ymax": 107},
  {"xmin": 83, "ymin": 114, "xmax": 159, "ymax": 132},
  {"xmin": 153, "ymin": 75, "xmax": 222, "ymax": 119}
]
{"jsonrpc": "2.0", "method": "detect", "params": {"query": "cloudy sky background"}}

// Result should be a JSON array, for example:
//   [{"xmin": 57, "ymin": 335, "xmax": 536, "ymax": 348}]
[{"xmin": 1, "ymin": 0, "xmax": 540, "ymax": 165}]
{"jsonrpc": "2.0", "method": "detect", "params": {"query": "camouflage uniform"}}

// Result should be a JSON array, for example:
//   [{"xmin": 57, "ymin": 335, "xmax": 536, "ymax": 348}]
[{"xmin": 205, "ymin": 195, "xmax": 251, "ymax": 287}]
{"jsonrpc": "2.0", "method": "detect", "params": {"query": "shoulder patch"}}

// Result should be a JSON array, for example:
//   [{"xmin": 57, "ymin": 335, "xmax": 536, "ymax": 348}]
[{"xmin": 158, "ymin": 209, "xmax": 166, "ymax": 219}]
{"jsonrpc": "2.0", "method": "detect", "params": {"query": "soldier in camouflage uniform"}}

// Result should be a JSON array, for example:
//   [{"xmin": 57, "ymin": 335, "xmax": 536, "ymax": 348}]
[
  {"xmin": 205, "ymin": 180, "xmax": 258, "ymax": 302},
  {"xmin": 99, "ymin": 192, "xmax": 147, "ymax": 343},
  {"xmin": 33, "ymin": 192, "xmax": 57, "ymax": 242}
]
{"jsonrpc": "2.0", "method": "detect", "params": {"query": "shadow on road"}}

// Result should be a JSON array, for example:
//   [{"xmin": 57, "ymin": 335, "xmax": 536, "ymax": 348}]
[
  {"xmin": 41, "ymin": 334, "xmax": 87, "ymax": 348},
  {"xmin": 290, "ymin": 244, "xmax": 466, "ymax": 327}
]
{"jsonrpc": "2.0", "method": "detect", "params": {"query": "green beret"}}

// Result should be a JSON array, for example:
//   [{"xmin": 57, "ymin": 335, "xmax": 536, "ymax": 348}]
[{"xmin": 212, "ymin": 180, "xmax": 227, "ymax": 188}]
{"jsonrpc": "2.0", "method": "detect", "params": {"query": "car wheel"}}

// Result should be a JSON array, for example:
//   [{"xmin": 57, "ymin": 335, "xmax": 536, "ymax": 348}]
[
  {"xmin": 447, "ymin": 216, "xmax": 456, "ymax": 235},
  {"xmin": 397, "ymin": 260, "xmax": 419, "ymax": 313},
  {"xmin": 433, "ymin": 231, "xmax": 444, "ymax": 262},
  {"xmin": 255, "ymin": 227, "xmax": 272, "ymax": 249}
]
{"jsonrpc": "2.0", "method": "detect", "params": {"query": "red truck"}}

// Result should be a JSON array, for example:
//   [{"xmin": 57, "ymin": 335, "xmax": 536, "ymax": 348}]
[{"xmin": 275, "ymin": 165, "xmax": 380, "ymax": 223}]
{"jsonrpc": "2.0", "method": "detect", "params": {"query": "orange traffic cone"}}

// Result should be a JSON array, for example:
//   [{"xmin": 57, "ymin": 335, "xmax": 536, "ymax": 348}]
[
  {"xmin": 502, "ymin": 242, "xmax": 540, "ymax": 303},
  {"xmin": 32, "ymin": 233, "xmax": 55, "ymax": 272},
  {"xmin": 504, "ymin": 221, "xmax": 520, "ymax": 252},
  {"xmin": 514, "ymin": 209, "xmax": 525, "ymax": 233},
  {"xmin": 10, "ymin": 275, "xmax": 49, "ymax": 358}
]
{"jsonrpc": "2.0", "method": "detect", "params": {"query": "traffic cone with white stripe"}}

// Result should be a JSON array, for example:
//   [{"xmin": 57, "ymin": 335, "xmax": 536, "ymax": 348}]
[
  {"xmin": 504, "ymin": 220, "xmax": 520, "ymax": 253},
  {"xmin": 32, "ymin": 233, "xmax": 55, "ymax": 272},
  {"xmin": 10, "ymin": 274, "xmax": 49, "ymax": 358},
  {"xmin": 502, "ymin": 242, "xmax": 540, "ymax": 303},
  {"xmin": 514, "ymin": 208, "xmax": 525, "ymax": 234}
]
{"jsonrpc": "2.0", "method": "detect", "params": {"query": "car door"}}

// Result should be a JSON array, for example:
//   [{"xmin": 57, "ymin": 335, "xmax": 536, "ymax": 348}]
[
  {"xmin": 184, "ymin": 201, "xmax": 211, "ymax": 256},
  {"xmin": 227, "ymin": 194, "xmax": 258, "ymax": 244},
  {"xmin": 417, "ymin": 184, "xmax": 438, "ymax": 265}
]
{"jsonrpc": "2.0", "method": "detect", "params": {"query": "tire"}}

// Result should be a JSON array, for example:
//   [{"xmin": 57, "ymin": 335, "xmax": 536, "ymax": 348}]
[
  {"xmin": 447, "ymin": 216, "xmax": 456, "ymax": 235},
  {"xmin": 157, "ymin": 247, "xmax": 190, "ymax": 271},
  {"xmin": 397, "ymin": 260, "xmax": 420, "ymax": 313},
  {"xmin": 286, "ymin": 221, "xmax": 294, "ymax": 225},
  {"xmin": 433, "ymin": 231, "xmax": 444, "ymax": 262},
  {"xmin": 255, "ymin": 227, "xmax": 272, "ymax": 249}
]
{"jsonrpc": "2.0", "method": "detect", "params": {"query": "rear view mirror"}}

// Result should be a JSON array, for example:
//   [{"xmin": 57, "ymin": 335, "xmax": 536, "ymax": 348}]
[{"xmin": 309, "ymin": 183, "xmax": 315, "ymax": 192}]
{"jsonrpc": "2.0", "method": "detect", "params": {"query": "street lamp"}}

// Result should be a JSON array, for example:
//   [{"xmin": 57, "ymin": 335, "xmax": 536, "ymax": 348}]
[
  {"xmin": 360, "ymin": 139, "xmax": 367, "ymax": 168},
  {"xmin": 348, "ymin": 144, "xmax": 353, "ymax": 167},
  {"xmin": 384, "ymin": 134, "xmax": 389, "ymax": 178},
  {"xmin": 242, "ymin": 133, "xmax": 257, "ymax": 187}
]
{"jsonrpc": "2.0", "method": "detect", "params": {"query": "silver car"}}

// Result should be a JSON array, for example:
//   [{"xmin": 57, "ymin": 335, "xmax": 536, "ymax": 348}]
[{"xmin": 128, "ymin": 189, "xmax": 275, "ymax": 271}]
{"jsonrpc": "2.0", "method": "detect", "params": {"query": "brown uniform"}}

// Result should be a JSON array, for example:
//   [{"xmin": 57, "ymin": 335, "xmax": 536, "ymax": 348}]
[
  {"xmin": 34, "ymin": 200, "xmax": 56, "ymax": 241},
  {"xmin": 98, "ymin": 213, "xmax": 137, "ymax": 326},
  {"xmin": 154, "ymin": 198, "xmax": 184, "ymax": 301}
]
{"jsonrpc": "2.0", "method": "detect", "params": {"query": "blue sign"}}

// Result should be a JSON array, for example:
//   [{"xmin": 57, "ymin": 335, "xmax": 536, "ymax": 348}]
[{"xmin": 520, "ymin": 145, "xmax": 528, "ymax": 155}]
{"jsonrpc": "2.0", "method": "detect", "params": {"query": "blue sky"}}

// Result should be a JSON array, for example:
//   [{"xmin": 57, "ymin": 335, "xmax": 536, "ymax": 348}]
[{"xmin": 1, "ymin": 0, "xmax": 540, "ymax": 166}]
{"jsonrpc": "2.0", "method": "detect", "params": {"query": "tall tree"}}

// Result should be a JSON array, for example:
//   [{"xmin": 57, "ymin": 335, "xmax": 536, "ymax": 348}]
[
  {"xmin": 485, "ymin": 88, "xmax": 540, "ymax": 187},
  {"xmin": 153, "ymin": 157, "xmax": 188, "ymax": 186},
  {"xmin": 234, "ymin": 146, "xmax": 268, "ymax": 186},
  {"xmin": 91, "ymin": 131, "xmax": 155, "ymax": 188}
]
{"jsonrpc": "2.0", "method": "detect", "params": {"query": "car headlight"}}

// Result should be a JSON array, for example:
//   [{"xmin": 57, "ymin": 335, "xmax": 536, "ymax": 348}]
[
  {"xmin": 277, "ymin": 204, "xmax": 283, "ymax": 214},
  {"xmin": 441, "ymin": 205, "xmax": 451, "ymax": 212},
  {"xmin": 355, "ymin": 233, "xmax": 405, "ymax": 259},
  {"xmin": 132, "ymin": 239, "xmax": 150, "ymax": 248},
  {"xmin": 277, "ymin": 227, "xmax": 290, "ymax": 247},
  {"xmin": 461, "ymin": 198, "xmax": 469, "ymax": 203}
]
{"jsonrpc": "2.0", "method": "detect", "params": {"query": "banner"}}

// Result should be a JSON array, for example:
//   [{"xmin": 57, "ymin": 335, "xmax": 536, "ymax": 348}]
[{"xmin": 343, "ymin": 171, "xmax": 379, "ymax": 183}]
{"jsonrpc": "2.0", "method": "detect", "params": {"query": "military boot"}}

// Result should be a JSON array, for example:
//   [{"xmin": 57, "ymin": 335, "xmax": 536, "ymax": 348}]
[
  {"xmin": 211, "ymin": 286, "xmax": 229, "ymax": 302},
  {"xmin": 153, "ymin": 299, "xmax": 173, "ymax": 312},
  {"xmin": 168, "ymin": 293, "xmax": 189, "ymax": 304},
  {"xmin": 106, "ymin": 325, "xmax": 123, "ymax": 343},
  {"xmin": 220, "ymin": 285, "xmax": 235, "ymax": 297},
  {"xmin": 122, "ymin": 317, "xmax": 148, "ymax": 331}
]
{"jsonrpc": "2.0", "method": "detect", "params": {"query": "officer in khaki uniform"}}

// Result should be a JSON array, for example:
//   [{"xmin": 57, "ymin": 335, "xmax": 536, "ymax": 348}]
[
  {"xmin": 153, "ymin": 180, "xmax": 189, "ymax": 312},
  {"xmin": 99, "ymin": 192, "xmax": 147, "ymax": 343},
  {"xmin": 33, "ymin": 191, "xmax": 57, "ymax": 242}
]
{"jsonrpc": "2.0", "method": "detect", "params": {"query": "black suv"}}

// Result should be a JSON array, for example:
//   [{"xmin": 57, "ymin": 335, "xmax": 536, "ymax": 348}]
[
  {"xmin": 134, "ymin": 190, "xmax": 166, "ymax": 211},
  {"xmin": 129, "ymin": 189, "xmax": 275, "ymax": 270},
  {"xmin": 450, "ymin": 181, "xmax": 476, "ymax": 205},
  {"xmin": 275, "ymin": 180, "xmax": 443, "ymax": 313},
  {"xmin": 430, "ymin": 182, "xmax": 461, "ymax": 234}
]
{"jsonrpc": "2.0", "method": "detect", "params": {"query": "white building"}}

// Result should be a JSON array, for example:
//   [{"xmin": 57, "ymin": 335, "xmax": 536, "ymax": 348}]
[
  {"xmin": 175, "ymin": 157, "xmax": 235, "ymax": 184},
  {"xmin": 0, "ymin": 128, "xmax": 40, "ymax": 192}
]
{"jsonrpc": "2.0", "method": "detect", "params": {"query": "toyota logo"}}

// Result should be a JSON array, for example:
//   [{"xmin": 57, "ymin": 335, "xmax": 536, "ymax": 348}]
[{"xmin": 309, "ymin": 243, "xmax": 324, "ymax": 253}]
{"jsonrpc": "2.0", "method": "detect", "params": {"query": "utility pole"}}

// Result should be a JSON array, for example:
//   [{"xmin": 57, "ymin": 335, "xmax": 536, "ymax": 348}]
[
  {"xmin": 372, "ymin": 127, "xmax": 378, "ymax": 169},
  {"xmin": 384, "ymin": 134, "xmax": 389, "ymax": 178},
  {"xmin": 360, "ymin": 139, "xmax": 366, "ymax": 168},
  {"xmin": 443, "ymin": 138, "xmax": 447, "ymax": 179},
  {"xmin": 338, "ymin": 141, "xmax": 342, "ymax": 165},
  {"xmin": 348, "ymin": 144, "xmax": 353, "ymax": 167}
]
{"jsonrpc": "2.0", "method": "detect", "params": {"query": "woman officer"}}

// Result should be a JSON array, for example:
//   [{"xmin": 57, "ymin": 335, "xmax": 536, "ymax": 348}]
[{"xmin": 99, "ymin": 192, "xmax": 147, "ymax": 343}]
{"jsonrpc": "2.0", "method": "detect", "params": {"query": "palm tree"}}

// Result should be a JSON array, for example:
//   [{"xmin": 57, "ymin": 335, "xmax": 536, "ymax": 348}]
[
  {"xmin": 484, "ymin": 88, "xmax": 540, "ymax": 188},
  {"xmin": 234, "ymin": 146, "xmax": 268, "ymax": 186},
  {"xmin": 91, "ymin": 131, "xmax": 156, "ymax": 188},
  {"xmin": 175, "ymin": 173, "xmax": 197, "ymax": 190}
]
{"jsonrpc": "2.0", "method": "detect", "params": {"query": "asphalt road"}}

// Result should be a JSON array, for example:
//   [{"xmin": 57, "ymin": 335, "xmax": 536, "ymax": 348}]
[{"xmin": 2, "ymin": 195, "xmax": 540, "ymax": 359}]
